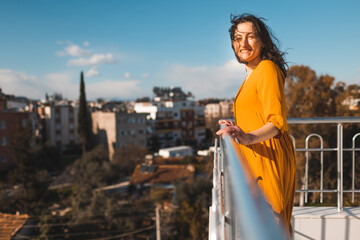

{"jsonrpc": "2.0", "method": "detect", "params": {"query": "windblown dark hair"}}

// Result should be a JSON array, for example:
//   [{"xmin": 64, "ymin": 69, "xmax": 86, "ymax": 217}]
[{"xmin": 229, "ymin": 14, "xmax": 288, "ymax": 76}]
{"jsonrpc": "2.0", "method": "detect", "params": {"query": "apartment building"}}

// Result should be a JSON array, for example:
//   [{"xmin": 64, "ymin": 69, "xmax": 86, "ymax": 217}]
[
  {"xmin": 38, "ymin": 101, "xmax": 81, "ymax": 149},
  {"xmin": 91, "ymin": 111, "xmax": 147, "ymax": 160},
  {"xmin": 0, "ymin": 96, "xmax": 34, "ymax": 171},
  {"xmin": 134, "ymin": 87, "xmax": 206, "ymax": 149},
  {"xmin": 204, "ymin": 100, "xmax": 233, "ymax": 127}
]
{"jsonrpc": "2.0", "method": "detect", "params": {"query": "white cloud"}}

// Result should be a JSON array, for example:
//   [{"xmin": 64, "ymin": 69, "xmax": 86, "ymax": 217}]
[
  {"xmin": 68, "ymin": 54, "xmax": 117, "ymax": 66},
  {"xmin": 56, "ymin": 43, "xmax": 91, "ymax": 57},
  {"xmin": 164, "ymin": 60, "xmax": 246, "ymax": 99},
  {"xmin": 43, "ymin": 73, "xmax": 143, "ymax": 100},
  {"xmin": 65, "ymin": 44, "xmax": 91, "ymax": 57},
  {"xmin": 85, "ymin": 67, "xmax": 100, "ymax": 77},
  {"xmin": 87, "ymin": 80, "xmax": 144, "ymax": 100},
  {"xmin": 55, "ymin": 51, "xmax": 67, "ymax": 57},
  {"xmin": 0, "ymin": 69, "xmax": 44, "ymax": 98},
  {"xmin": 0, "ymin": 69, "xmax": 144, "ymax": 101},
  {"xmin": 0, "ymin": 70, "xmax": 78, "ymax": 99},
  {"xmin": 45, "ymin": 73, "xmax": 77, "ymax": 98},
  {"xmin": 44, "ymin": 75, "xmax": 145, "ymax": 100},
  {"xmin": 83, "ymin": 41, "xmax": 90, "ymax": 46},
  {"xmin": 142, "ymin": 73, "xmax": 149, "ymax": 78},
  {"xmin": 124, "ymin": 72, "xmax": 131, "ymax": 79}
]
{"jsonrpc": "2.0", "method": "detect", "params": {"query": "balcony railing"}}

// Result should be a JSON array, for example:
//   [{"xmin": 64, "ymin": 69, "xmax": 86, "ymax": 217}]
[
  {"xmin": 209, "ymin": 117, "xmax": 360, "ymax": 239},
  {"xmin": 288, "ymin": 117, "xmax": 360, "ymax": 212},
  {"xmin": 209, "ymin": 135, "xmax": 285, "ymax": 240}
]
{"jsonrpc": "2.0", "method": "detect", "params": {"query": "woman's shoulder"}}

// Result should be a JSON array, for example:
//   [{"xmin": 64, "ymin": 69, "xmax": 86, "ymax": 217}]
[
  {"xmin": 257, "ymin": 60, "xmax": 278, "ymax": 71},
  {"xmin": 256, "ymin": 60, "xmax": 284, "ymax": 77}
]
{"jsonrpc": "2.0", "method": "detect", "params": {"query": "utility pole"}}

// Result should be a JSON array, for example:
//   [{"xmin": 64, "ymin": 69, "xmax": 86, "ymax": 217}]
[{"xmin": 156, "ymin": 204, "xmax": 161, "ymax": 240}]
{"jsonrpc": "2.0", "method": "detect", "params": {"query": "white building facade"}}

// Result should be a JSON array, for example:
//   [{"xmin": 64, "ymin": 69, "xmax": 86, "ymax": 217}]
[
  {"xmin": 134, "ymin": 98, "xmax": 206, "ymax": 149},
  {"xmin": 39, "ymin": 103, "xmax": 81, "ymax": 149}
]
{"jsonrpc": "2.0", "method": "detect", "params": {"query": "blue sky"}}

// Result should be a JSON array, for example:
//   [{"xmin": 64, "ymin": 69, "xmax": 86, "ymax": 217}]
[{"xmin": 0, "ymin": 0, "xmax": 359, "ymax": 101}]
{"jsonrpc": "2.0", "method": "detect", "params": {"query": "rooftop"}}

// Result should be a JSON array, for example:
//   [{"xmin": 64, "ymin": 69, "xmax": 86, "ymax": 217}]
[{"xmin": 0, "ymin": 212, "xmax": 29, "ymax": 240}]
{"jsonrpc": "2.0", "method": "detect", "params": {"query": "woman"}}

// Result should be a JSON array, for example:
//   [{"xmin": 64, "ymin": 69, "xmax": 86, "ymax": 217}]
[{"xmin": 216, "ymin": 14, "xmax": 296, "ymax": 238}]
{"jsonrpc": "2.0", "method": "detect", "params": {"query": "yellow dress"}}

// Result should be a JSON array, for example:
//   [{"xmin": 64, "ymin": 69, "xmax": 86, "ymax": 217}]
[{"xmin": 233, "ymin": 60, "xmax": 296, "ymax": 235}]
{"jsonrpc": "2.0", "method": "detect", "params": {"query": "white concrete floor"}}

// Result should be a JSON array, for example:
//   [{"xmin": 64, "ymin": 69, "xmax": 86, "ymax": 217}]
[{"xmin": 292, "ymin": 207, "xmax": 360, "ymax": 240}]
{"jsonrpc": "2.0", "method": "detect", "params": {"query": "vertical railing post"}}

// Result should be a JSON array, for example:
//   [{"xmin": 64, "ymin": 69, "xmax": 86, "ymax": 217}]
[
  {"xmin": 351, "ymin": 133, "xmax": 360, "ymax": 203},
  {"xmin": 337, "ymin": 123, "xmax": 343, "ymax": 212},
  {"xmin": 305, "ymin": 134, "xmax": 324, "ymax": 203},
  {"xmin": 305, "ymin": 141, "xmax": 309, "ymax": 203}
]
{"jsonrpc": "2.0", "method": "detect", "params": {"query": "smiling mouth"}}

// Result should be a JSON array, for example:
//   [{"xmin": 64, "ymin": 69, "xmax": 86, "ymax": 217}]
[{"xmin": 240, "ymin": 49, "xmax": 251, "ymax": 53}]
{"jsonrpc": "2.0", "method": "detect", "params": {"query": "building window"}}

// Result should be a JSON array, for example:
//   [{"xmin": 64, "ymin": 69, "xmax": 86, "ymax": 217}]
[
  {"xmin": 1, "ymin": 120, "xmax": 6, "ymax": 129},
  {"xmin": 22, "ymin": 119, "xmax": 27, "ymax": 128},
  {"xmin": 56, "ymin": 124, "xmax": 61, "ymax": 130},
  {"xmin": 1, "ymin": 154, "xmax": 7, "ymax": 163},
  {"xmin": 1, "ymin": 137, "xmax": 7, "ymax": 146},
  {"xmin": 128, "ymin": 118, "xmax": 135, "ymax": 124},
  {"xmin": 56, "ymin": 135, "xmax": 61, "ymax": 141}
]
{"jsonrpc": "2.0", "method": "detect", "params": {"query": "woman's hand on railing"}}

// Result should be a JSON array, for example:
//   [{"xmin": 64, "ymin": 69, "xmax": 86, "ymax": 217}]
[
  {"xmin": 218, "ymin": 119, "xmax": 235, "ymax": 126},
  {"xmin": 217, "ymin": 122, "xmax": 281, "ymax": 146},
  {"xmin": 216, "ymin": 124, "xmax": 251, "ymax": 145}
]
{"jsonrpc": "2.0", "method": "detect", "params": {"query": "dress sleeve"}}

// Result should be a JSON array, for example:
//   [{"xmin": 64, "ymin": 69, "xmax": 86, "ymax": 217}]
[{"xmin": 257, "ymin": 61, "xmax": 286, "ymax": 135}]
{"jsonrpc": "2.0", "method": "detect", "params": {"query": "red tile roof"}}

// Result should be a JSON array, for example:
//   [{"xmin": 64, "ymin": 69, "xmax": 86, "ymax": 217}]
[{"xmin": 0, "ymin": 212, "xmax": 29, "ymax": 240}]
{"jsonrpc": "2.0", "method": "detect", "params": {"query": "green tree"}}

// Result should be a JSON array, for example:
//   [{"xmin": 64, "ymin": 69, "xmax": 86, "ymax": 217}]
[
  {"xmin": 175, "ymin": 177, "xmax": 212, "ymax": 240},
  {"xmin": 77, "ymin": 71, "xmax": 91, "ymax": 154},
  {"xmin": 112, "ymin": 145, "xmax": 148, "ymax": 177},
  {"xmin": 285, "ymin": 65, "xmax": 360, "ymax": 204},
  {"xmin": 63, "ymin": 146, "xmax": 152, "ymax": 238},
  {"xmin": 2, "ymin": 124, "xmax": 49, "ymax": 215}
]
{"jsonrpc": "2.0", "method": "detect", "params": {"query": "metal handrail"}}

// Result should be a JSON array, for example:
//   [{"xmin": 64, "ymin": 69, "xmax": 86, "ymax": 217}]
[
  {"xmin": 288, "ymin": 117, "xmax": 360, "ymax": 124},
  {"xmin": 209, "ymin": 135, "xmax": 285, "ymax": 240},
  {"xmin": 288, "ymin": 117, "xmax": 360, "ymax": 212},
  {"xmin": 209, "ymin": 117, "xmax": 360, "ymax": 239}
]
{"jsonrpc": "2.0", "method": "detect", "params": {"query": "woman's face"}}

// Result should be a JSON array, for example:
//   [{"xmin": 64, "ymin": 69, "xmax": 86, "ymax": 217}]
[{"xmin": 232, "ymin": 22, "xmax": 262, "ymax": 68}]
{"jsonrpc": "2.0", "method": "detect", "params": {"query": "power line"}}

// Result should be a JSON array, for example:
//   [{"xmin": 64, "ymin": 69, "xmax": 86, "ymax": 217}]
[
  {"xmin": 28, "ymin": 226, "xmax": 153, "ymax": 238},
  {"xmin": 2, "ymin": 214, "xmax": 155, "ymax": 229},
  {"xmin": 1, "ymin": 206, "xmax": 156, "ymax": 222},
  {"xmin": 87, "ymin": 225, "xmax": 155, "ymax": 240}
]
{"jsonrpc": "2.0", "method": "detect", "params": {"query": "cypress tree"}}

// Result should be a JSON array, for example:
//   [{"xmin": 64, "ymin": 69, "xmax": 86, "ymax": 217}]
[{"xmin": 77, "ymin": 71, "xmax": 90, "ymax": 154}]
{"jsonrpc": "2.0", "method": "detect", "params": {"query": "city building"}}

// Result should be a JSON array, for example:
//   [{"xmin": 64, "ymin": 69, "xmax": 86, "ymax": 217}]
[
  {"xmin": 134, "ymin": 87, "xmax": 206, "ymax": 149},
  {"xmin": 204, "ymin": 100, "xmax": 233, "ymax": 127},
  {"xmin": 0, "ymin": 95, "xmax": 36, "ymax": 171},
  {"xmin": 91, "ymin": 111, "xmax": 148, "ymax": 160},
  {"xmin": 37, "ymin": 100, "xmax": 81, "ymax": 150}
]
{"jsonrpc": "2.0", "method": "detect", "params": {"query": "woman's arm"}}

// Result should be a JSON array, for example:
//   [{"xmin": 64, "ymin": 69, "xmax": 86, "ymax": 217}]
[{"xmin": 216, "ymin": 122, "xmax": 280, "ymax": 145}]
